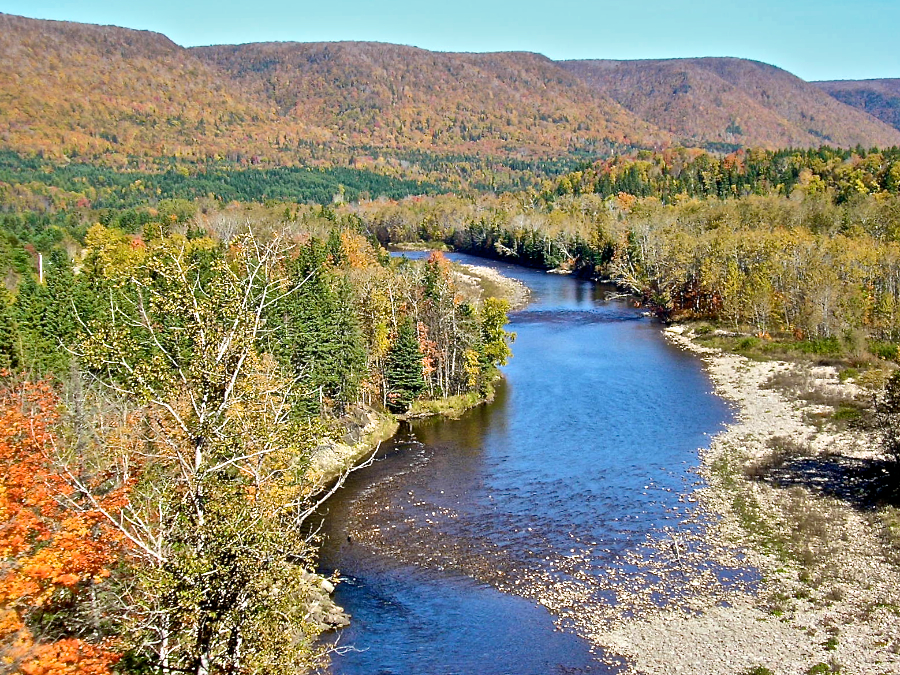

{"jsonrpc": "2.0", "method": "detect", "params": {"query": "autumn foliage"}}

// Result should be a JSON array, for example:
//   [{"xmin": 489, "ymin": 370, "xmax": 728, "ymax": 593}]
[{"xmin": 0, "ymin": 379, "xmax": 120, "ymax": 675}]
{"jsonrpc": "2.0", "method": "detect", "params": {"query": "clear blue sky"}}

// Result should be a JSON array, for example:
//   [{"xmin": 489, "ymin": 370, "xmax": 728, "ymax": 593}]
[{"xmin": 2, "ymin": 0, "xmax": 897, "ymax": 82}]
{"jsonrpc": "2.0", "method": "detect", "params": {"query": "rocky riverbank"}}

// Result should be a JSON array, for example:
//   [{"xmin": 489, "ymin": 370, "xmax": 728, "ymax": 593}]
[
  {"xmin": 587, "ymin": 327, "xmax": 900, "ymax": 675},
  {"xmin": 308, "ymin": 406, "xmax": 399, "ymax": 490},
  {"xmin": 303, "ymin": 407, "xmax": 399, "ymax": 632},
  {"xmin": 451, "ymin": 262, "xmax": 530, "ymax": 311}
]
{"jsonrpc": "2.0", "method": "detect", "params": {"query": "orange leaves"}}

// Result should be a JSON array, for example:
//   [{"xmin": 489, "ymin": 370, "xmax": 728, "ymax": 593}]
[
  {"xmin": 416, "ymin": 322, "xmax": 439, "ymax": 378},
  {"xmin": 12, "ymin": 638, "xmax": 119, "ymax": 675},
  {"xmin": 0, "ymin": 380, "xmax": 121, "ymax": 674}
]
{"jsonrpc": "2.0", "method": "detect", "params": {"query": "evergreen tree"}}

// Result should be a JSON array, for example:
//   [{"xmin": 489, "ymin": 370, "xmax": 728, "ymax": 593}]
[
  {"xmin": 0, "ymin": 294, "xmax": 19, "ymax": 370},
  {"xmin": 274, "ymin": 242, "xmax": 367, "ymax": 414},
  {"xmin": 384, "ymin": 316, "xmax": 425, "ymax": 413}
]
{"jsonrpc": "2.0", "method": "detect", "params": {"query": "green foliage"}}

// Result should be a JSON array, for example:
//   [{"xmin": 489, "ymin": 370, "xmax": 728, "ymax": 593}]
[
  {"xmin": 479, "ymin": 297, "xmax": 514, "ymax": 390},
  {"xmin": 543, "ymin": 147, "xmax": 900, "ymax": 204},
  {"xmin": 0, "ymin": 151, "xmax": 437, "ymax": 211},
  {"xmin": 870, "ymin": 341, "xmax": 899, "ymax": 361},
  {"xmin": 7, "ymin": 251, "xmax": 88, "ymax": 375},
  {"xmin": 274, "ymin": 241, "xmax": 368, "ymax": 414},
  {"xmin": 72, "ymin": 231, "xmax": 329, "ymax": 673},
  {"xmin": 384, "ymin": 316, "xmax": 426, "ymax": 412},
  {"xmin": 795, "ymin": 337, "xmax": 843, "ymax": 356},
  {"xmin": 0, "ymin": 293, "xmax": 18, "ymax": 371},
  {"xmin": 806, "ymin": 663, "xmax": 834, "ymax": 675}
]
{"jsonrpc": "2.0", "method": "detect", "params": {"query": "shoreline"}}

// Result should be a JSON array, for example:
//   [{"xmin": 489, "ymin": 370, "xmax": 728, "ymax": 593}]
[
  {"xmin": 587, "ymin": 326, "xmax": 900, "ymax": 675},
  {"xmin": 451, "ymin": 261, "xmax": 530, "ymax": 311},
  {"xmin": 306, "ymin": 261, "xmax": 523, "ymax": 635},
  {"xmin": 309, "ymin": 261, "xmax": 524, "ymax": 488}
]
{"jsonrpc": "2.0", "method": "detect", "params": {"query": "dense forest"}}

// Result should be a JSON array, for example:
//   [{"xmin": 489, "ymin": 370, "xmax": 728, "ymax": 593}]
[
  {"xmin": 0, "ymin": 151, "xmax": 438, "ymax": 212},
  {"xmin": 543, "ymin": 146, "xmax": 900, "ymax": 203},
  {"xmin": 0, "ymin": 201, "xmax": 513, "ymax": 674},
  {"xmin": 330, "ymin": 152, "xmax": 900, "ymax": 356}
]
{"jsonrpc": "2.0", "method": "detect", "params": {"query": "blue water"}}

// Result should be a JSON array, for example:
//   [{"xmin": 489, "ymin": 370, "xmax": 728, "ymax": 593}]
[{"xmin": 316, "ymin": 252, "xmax": 734, "ymax": 675}]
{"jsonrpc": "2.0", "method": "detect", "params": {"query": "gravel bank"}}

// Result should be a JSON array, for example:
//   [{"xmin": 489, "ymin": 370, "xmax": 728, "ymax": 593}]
[
  {"xmin": 452, "ymin": 263, "xmax": 530, "ymax": 310},
  {"xmin": 586, "ymin": 326, "xmax": 900, "ymax": 675}
]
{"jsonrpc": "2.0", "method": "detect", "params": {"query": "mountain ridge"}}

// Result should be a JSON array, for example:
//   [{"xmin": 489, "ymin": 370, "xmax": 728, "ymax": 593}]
[
  {"xmin": 815, "ymin": 79, "xmax": 900, "ymax": 133},
  {"xmin": 1, "ymin": 12, "xmax": 898, "ymax": 181},
  {"xmin": 560, "ymin": 57, "xmax": 900, "ymax": 149}
]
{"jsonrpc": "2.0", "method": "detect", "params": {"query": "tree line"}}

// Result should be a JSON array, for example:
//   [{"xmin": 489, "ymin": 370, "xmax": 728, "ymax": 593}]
[
  {"xmin": 543, "ymin": 146, "xmax": 900, "ymax": 204},
  {"xmin": 0, "ymin": 150, "xmax": 437, "ymax": 213},
  {"xmin": 337, "ymin": 188, "xmax": 900, "ymax": 354}
]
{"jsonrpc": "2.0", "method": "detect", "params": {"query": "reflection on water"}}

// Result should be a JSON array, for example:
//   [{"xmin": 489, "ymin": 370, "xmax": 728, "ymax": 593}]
[{"xmin": 317, "ymin": 252, "xmax": 735, "ymax": 675}]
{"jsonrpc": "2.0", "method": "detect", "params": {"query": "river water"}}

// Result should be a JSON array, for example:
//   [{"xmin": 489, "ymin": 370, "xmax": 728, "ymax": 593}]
[{"xmin": 317, "ymin": 253, "xmax": 736, "ymax": 674}]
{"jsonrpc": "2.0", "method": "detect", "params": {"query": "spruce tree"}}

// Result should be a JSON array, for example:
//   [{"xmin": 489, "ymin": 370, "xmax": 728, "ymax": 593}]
[
  {"xmin": 274, "ymin": 242, "xmax": 367, "ymax": 414},
  {"xmin": 0, "ymin": 295, "xmax": 19, "ymax": 371},
  {"xmin": 384, "ymin": 316, "xmax": 425, "ymax": 413}
]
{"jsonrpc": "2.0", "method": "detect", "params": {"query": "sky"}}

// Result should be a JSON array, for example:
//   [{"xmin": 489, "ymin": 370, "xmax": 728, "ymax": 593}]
[{"xmin": 1, "ymin": 0, "xmax": 897, "ymax": 82}]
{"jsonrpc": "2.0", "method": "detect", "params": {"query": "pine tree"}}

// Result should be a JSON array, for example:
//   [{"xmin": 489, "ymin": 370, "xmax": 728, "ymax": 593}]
[{"xmin": 0, "ymin": 294, "xmax": 19, "ymax": 370}]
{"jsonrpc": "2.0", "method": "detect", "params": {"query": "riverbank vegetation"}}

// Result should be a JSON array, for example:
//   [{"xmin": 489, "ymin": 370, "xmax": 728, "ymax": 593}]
[
  {"xmin": 0, "ymin": 201, "xmax": 513, "ymax": 674},
  {"xmin": 340, "ymin": 149, "xmax": 900, "ymax": 367}
]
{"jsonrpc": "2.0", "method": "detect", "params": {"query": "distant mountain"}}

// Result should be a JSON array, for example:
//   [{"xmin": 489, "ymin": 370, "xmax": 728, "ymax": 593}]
[
  {"xmin": 815, "ymin": 79, "xmax": 900, "ymax": 133},
  {"xmin": 560, "ymin": 58, "xmax": 900, "ymax": 149},
  {"xmin": 0, "ymin": 13, "xmax": 321, "ymax": 162},
  {"xmin": 190, "ymin": 41, "xmax": 667, "ymax": 155},
  {"xmin": 1, "ymin": 12, "xmax": 898, "ymax": 182},
  {"xmin": 0, "ymin": 13, "xmax": 667, "ymax": 166}
]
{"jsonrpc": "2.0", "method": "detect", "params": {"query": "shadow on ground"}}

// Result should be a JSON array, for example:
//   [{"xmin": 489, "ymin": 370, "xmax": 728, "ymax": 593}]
[{"xmin": 754, "ymin": 452, "xmax": 899, "ymax": 509}]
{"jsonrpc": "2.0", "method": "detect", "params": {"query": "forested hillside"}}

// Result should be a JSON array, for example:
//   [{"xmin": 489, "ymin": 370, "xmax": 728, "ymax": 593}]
[
  {"xmin": 561, "ymin": 58, "xmax": 900, "ymax": 150},
  {"xmin": 190, "ymin": 42, "xmax": 666, "ymax": 156},
  {"xmin": 541, "ymin": 146, "xmax": 900, "ymax": 202},
  {"xmin": 0, "ymin": 13, "xmax": 310, "ymax": 163},
  {"xmin": 816, "ymin": 78, "xmax": 900, "ymax": 132},
  {"xmin": 3, "ymin": 11, "xmax": 900, "ymax": 191}
]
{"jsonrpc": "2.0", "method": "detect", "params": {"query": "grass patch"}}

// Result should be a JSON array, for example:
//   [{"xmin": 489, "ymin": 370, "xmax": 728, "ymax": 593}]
[
  {"xmin": 712, "ymin": 450, "xmax": 793, "ymax": 563},
  {"xmin": 795, "ymin": 337, "xmax": 843, "ymax": 357},
  {"xmin": 870, "ymin": 341, "xmax": 899, "ymax": 361},
  {"xmin": 688, "ymin": 322, "xmax": 900, "ymax": 370},
  {"xmin": 878, "ymin": 506, "xmax": 900, "ymax": 552},
  {"xmin": 406, "ymin": 391, "xmax": 484, "ymax": 419}
]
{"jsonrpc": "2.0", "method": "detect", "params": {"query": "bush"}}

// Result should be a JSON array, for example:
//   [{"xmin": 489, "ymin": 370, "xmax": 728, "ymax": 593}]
[{"xmin": 871, "ymin": 341, "xmax": 899, "ymax": 361}]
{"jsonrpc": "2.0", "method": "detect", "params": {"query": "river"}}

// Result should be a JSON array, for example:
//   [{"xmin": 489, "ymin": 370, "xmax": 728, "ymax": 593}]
[{"xmin": 316, "ymin": 252, "xmax": 737, "ymax": 674}]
